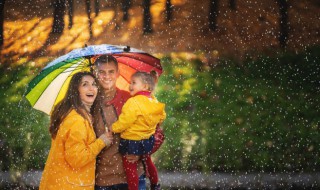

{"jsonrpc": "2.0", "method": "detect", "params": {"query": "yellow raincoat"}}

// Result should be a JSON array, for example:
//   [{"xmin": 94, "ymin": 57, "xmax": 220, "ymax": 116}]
[
  {"xmin": 39, "ymin": 109, "xmax": 106, "ymax": 190},
  {"xmin": 112, "ymin": 95, "xmax": 166, "ymax": 140}
]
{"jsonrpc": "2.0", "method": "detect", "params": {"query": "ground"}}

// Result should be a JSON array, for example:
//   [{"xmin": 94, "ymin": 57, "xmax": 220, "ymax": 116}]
[{"xmin": 1, "ymin": 0, "xmax": 320, "ymax": 66}]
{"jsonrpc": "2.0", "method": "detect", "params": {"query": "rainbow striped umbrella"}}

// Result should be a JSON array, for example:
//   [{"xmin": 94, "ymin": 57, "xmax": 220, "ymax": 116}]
[{"xmin": 25, "ymin": 44, "xmax": 162, "ymax": 115}]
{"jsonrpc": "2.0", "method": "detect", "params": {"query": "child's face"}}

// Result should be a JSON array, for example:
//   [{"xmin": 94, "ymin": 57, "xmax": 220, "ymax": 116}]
[{"xmin": 129, "ymin": 76, "xmax": 148, "ymax": 96}]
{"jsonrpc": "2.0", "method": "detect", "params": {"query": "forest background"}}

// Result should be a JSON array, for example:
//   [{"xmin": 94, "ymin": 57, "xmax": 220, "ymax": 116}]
[{"xmin": 0, "ymin": 0, "xmax": 320, "ymax": 182}]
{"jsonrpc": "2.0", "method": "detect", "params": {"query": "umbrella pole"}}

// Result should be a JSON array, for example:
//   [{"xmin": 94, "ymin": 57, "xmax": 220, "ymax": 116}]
[
  {"xmin": 88, "ymin": 57, "xmax": 93, "ymax": 73},
  {"xmin": 84, "ymin": 44, "xmax": 94, "ymax": 73},
  {"xmin": 100, "ymin": 106, "xmax": 110, "ymax": 133}
]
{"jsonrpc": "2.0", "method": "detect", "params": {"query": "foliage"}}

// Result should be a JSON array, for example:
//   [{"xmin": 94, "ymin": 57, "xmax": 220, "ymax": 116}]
[
  {"xmin": 154, "ymin": 46, "xmax": 320, "ymax": 173},
  {"xmin": 0, "ymin": 63, "xmax": 50, "ymax": 172},
  {"xmin": 0, "ymin": 46, "xmax": 319, "ymax": 173}
]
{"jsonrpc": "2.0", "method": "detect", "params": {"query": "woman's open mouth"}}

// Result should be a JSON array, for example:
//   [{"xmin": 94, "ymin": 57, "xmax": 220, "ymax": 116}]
[{"xmin": 86, "ymin": 93, "xmax": 95, "ymax": 98}]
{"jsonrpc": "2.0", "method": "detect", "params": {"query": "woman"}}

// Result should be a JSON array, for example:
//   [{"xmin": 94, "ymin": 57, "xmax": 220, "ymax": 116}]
[{"xmin": 39, "ymin": 72, "xmax": 113, "ymax": 190}]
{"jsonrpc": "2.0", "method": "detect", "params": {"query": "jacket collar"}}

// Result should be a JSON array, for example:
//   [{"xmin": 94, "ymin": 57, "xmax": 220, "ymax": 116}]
[{"xmin": 134, "ymin": 91, "xmax": 152, "ymax": 98}]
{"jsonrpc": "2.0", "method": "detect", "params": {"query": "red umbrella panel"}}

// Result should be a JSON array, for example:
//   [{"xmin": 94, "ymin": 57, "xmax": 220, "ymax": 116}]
[{"xmin": 104, "ymin": 52, "xmax": 162, "ymax": 91}]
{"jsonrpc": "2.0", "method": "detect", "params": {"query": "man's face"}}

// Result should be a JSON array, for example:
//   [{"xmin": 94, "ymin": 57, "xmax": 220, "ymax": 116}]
[{"xmin": 96, "ymin": 62, "xmax": 119, "ymax": 91}]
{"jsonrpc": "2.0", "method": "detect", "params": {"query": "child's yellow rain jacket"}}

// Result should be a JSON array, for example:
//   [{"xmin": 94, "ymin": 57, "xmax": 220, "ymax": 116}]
[{"xmin": 112, "ymin": 95, "xmax": 166, "ymax": 140}]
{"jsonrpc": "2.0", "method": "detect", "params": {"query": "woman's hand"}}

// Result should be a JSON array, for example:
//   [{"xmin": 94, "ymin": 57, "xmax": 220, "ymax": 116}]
[{"xmin": 99, "ymin": 131, "xmax": 113, "ymax": 146}]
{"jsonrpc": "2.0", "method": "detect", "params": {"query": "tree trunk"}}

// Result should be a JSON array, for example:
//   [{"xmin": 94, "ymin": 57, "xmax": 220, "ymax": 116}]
[
  {"xmin": 143, "ymin": 0, "xmax": 153, "ymax": 34},
  {"xmin": 122, "ymin": 0, "xmax": 130, "ymax": 21},
  {"xmin": 230, "ymin": 0, "xmax": 236, "ymax": 10},
  {"xmin": 67, "ymin": 0, "xmax": 73, "ymax": 29},
  {"xmin": 0, "ymin": 0, "xmax": 5, "ymax": 46},
  {"xmin": 109, "ymin": 0, "xmax": 121, "ymax": 30},
  {"xmin": 277, "ymin": 0, "xmax": 289, "ymax": 49},
  {"xmin": 85, "ymin": 0, "xmax": 93, "ymax": 38},
  {"xmin": 208, "ymin": 0, "xmax": 219, "ymax": 31},
  {"xmin": 95, "ymin": 0, "xmax": 99, "ymax": 16},
  {"xmin": 165, "ymin": 0, "xmax": 172, "ymax": 22},
  {"xmin": 52, "ymin": 0, "xmax": 66, "ymax": 34}
]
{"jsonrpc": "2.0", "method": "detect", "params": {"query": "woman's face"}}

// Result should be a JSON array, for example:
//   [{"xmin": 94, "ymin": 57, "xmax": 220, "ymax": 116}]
[{"xmin": 78, "ymin": 75, "xmax": 98, "ymax": 107}]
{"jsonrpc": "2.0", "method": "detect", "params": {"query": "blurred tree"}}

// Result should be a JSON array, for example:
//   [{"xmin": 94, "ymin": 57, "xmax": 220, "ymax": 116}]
[
  {"xmin": 165, "ymin": 0, "xmax": 172, "ymax": 22},
  {"xmin": 0, "ymin": 0, "xmax": 4, "ymax": 46},
  {"xmin": 230, "ymin": 0, "xmax": 236, "ymax": 10},
  {"xmin": 85, "ymin": 0, "xmax": 93, "ymax": 38},
  {"xmin": 277, "ymin": 0, "xmax": 289, "ymax": 49},
  {"xmin": 208, "ymin": 0, "xmax": 219, "ymax": 31},
  {"xmin": 109, "ymin": 0, "xmax": 121, "ymax": 30},
  {"xmin": 52, "ymin": 0, "xmax": 66, "ymax": 33},
  {"xmin": 95, "ymin": 0, "xmax": 99, "ymax": 16},
  {"xmin": 143, "ymin": 0, "xmax": 153, "ymax": 34},
  {"xmin": 122, "ymin": 0, "xmax": 131, "ymax": 21},
  {"xmin": 67, "ymin": 0, "xmax": 73, "ymax": 29}
]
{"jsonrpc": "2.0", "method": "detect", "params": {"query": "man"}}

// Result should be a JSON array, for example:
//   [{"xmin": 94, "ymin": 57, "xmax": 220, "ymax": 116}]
[{"xmin": 93, "ymin": 55, "xmax": 146, "ymax": 190}]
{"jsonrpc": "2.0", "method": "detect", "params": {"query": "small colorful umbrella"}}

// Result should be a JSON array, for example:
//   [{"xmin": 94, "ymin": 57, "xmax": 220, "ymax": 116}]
[{"xmin": 25, "ymin": 44, "xmax": 162, "ymax": 115}]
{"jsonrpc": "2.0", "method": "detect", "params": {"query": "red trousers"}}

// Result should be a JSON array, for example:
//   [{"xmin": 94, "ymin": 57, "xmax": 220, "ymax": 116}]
[{"xmin": 122, "ymin": 155, "xmax": 158, "ymax": 190}]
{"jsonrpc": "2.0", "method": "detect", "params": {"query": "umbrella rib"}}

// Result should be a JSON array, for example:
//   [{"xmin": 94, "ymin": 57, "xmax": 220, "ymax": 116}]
[
  {"xmin": 26, "ymin": 58, "xmax": 84, "ymax": 94},
  {"xmin": 60, "ymin": 65, "xmax": 87, "ymax": 73},
  {"xmin": 114, "ymin": 53, "xmax": 162, "ymax": 70},
  {"xmin": 51, "ymin": 63, "xmax": 86, "ymax": 112},
  {"xmin": 30, "ymin": 59, "xmax": 87, "ymax": 113},
  {"xmin": 115, "ymin": 56, "xmax": 162, "ymax": 74}
]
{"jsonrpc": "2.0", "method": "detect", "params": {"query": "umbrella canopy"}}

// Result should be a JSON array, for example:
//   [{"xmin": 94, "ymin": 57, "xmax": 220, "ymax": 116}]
[{"xmin": 25, "ymin": 44, "xmax": 162, "ymax": 115}]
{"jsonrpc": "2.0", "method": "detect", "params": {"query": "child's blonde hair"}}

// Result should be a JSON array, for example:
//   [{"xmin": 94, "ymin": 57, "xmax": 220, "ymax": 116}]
[{"xmin": 132, "ymin": 71, "xmax": 158, "ymax": 91}]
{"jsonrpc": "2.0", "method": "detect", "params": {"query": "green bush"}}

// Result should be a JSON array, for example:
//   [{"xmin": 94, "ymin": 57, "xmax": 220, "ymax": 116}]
[
  {"xmin": 0, "ymin": 64, "xmax": 50, "ymax": 172},
  {"xmin": 155, "ymin": 46, "xmax": 320, "ymax": 172}
]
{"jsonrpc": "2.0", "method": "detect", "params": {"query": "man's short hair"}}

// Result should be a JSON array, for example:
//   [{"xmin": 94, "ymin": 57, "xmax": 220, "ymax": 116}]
[{"xmin": 94, "ymin": 55, "xmax": 118, "ymax": 70}]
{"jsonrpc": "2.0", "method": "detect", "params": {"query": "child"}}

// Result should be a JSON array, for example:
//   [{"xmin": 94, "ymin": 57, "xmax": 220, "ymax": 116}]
[{"xmin": 111, "ymin": 71, "xmax": 166, "ymax": 190}]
